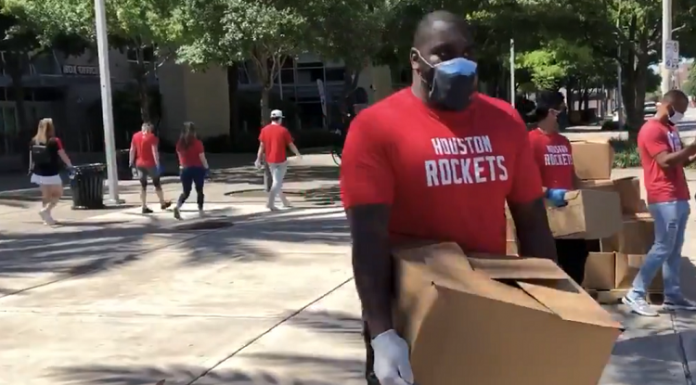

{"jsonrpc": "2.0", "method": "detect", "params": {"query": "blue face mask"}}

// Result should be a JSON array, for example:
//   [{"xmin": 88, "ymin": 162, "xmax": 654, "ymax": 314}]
[{"xmin": 415, "ymin": 50, "xmax": 478, "ymax": 111}]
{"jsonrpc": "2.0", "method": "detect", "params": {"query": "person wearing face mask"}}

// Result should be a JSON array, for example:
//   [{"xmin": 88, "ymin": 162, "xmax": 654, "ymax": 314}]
[
  {"xmin": 623, "ymin": 89, "xmax": 696, "ymax": 317},
  {"xmin": 340, "ymin": 10, "xmax": 557, "ymax": 385},
  {"xmin": 527, "ymin": 91, "xmax": 587, "ymax": 284}
]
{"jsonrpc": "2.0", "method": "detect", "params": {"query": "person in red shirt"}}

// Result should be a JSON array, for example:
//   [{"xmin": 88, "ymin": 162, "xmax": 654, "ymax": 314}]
[
  {"xmin": 528, "ymin": 91, "xmax": 587, "ymax": 284},
  {"xmin": 340, "ymin": 11, "xmax": 556, "ymax": 385},
  {"xmin": 173, "ymin": 122, "xmax": 210, "ymax": 220},
  {"xmin": 129, "ymin": 122, "xmax": 171, "ymax": 214},
  {"xmin": 623, "ymin": 90, "xmax": 696, "ymax": 317},
  {"xmin": 255, "ymin": 109, "xmax": 302, "ymax": 211}
]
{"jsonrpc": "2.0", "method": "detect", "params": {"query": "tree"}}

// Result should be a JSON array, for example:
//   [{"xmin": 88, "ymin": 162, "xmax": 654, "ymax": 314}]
[
  {"xmin": 0, "ymin": 10, "xmax": 87, "ymax": 140},
  {"xmin": 308, "ymin": 0, "xmax": 396, "ymax": 115},
  {"xmin": 176, "ymin": 0, "xmax": 311, "ymax": 125},
  {"xmin": 534, "ymin": 0, "xmax": 696, "ymax": 130},
  {"xmin": 5, "ymin": 0, "xmax": 183, "ymax": 123},
  {"xmin": 683, "ymin": 63, "xmax": 696, "ymax": 97}
]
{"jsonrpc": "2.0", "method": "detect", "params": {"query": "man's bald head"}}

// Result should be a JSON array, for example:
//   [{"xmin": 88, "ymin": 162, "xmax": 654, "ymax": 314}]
[{"xmin": 413, "ymin": 10, "xmax": 472, "ymax": 50}]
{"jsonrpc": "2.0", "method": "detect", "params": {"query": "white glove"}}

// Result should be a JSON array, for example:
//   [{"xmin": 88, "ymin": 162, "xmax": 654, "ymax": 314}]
[
  {"xmin": 254, "ymin": 159, "xmax": 262, "ymax": 169},
  {"xmin": 371, "ymin": 329, "xmax": 414, "ymax": 385}
]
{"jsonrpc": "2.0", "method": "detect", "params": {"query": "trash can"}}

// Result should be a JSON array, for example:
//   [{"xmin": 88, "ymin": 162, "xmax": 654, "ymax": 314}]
[
  {"xmin": 71, "ymin": 163, "xmax": 106, "ymax": 210},
  {"xmin": 116, "ymin": 149, "xmax": 133, "ymax": 180}
]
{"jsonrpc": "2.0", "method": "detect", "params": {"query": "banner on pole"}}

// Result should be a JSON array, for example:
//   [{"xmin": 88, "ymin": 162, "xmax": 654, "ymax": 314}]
[{"xmin": 665, "ymin": 40, "xmax": 680, "ymax": 70}]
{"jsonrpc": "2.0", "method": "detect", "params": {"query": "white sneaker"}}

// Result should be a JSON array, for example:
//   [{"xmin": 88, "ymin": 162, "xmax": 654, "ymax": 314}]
[
  {"xmin": 198, "ymin": 209, "xmax": 206, "ymax": 218},
  {"xmin": 39, "ymin": 210, "xmax": 56, "ymax": 226},
  {"xmin": 266, "ymin": 204, "xmax": 280, "ymax": 212}
]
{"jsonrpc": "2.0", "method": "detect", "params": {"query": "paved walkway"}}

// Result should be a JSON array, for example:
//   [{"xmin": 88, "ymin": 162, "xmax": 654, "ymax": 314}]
[{"xmin": 1, "ymin": 160, "xmax": 696, "ymax": 384}]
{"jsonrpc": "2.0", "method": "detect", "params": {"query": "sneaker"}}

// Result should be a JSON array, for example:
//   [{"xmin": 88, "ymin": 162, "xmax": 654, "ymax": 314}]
[
  {"xmin": 161, "ymin": 201, "xmax": 172, "ymax": 210},
  {"xmin": 142, "ymin": 207, "xmax": 154, "ymax": 214},
  {"xmin": 198, "ymin": 209, "xmax": 206, "ymax": 218},
  {"xmin": 622, "ymin": 296, "xmax": 659, "ymax": 317},
  {"xmin": 39, "ymin": 210, "xmax": 56, "ymax": 226},
  {"xmin": 365, "ymin": 372, "xmax": 380, "ymax": 385},
  {"xmin": 173, "ymin": 207, "xmax": 182, "ymax": 220},
  {"xmin": 266, "ymin": 204, "xmax": 280, "ymax": 212},
  {"xmin": 664, "ymin": 297, "xmax": 696, "ymax": 311}
]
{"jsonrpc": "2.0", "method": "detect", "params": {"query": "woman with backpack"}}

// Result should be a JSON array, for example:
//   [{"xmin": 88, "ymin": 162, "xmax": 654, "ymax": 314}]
[
  {"xmin": 173, "ymin": 122, "xmax": 209, "ymax": 219},
  {"xmin": 29, "ymin": 118, "xmax": 74, "ymax": 225}
]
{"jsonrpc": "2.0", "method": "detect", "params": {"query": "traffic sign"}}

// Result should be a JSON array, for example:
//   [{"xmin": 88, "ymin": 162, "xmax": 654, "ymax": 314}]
[{"xmin": 665, "ymin": 40, "xmax": 680, "ymax": 70}]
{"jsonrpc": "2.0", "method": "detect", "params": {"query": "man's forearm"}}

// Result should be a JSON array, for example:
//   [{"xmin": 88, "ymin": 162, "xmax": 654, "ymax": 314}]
[
  {"xmin": 510, "ymin": 198, "xmax": 558, "ymax": 262},
  {"xmin": 289, "ymin": 143, "xmax": 301, "ymax": 156},
  {"xmin": 348, "ymin": 205, "xmax": 394, "ymax": 337},
  {"xmin": 256, "ymin": 145, "xmax": 264, "ymax": 161}
]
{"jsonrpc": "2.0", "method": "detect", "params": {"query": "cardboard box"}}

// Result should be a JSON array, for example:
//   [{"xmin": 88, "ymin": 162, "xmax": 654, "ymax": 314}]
[
  {"xmin": 393, "ymin": 242, "xmax": 622, "ymax": 385},
  {"xmin": 615, "ymin": 253, "xmax": 663, "ymax": 291},
  {"xmin": 572, "ymin": 140, "xmax": 615, "ymax": 180},
  {"xmin": 505, "ymin": 214, "xmax": 519, "ymax": 255},
  {"xmin": 546, "ymin": 189, "xmax": 622, "ymax": 239},
  {"xmin": 582, "ymin": 252, "xmax": 662, "ymax": 292},
  {"xmin": 583, "ymin": 252, "xmax": 616, "ymax": 290},
  {"xmin": 579, "ymin": 177, "xmax": 644, "ymax": 215},
  {"xmin": 601, "ymin": 214, "xmax": 654, "ymax": 254}
]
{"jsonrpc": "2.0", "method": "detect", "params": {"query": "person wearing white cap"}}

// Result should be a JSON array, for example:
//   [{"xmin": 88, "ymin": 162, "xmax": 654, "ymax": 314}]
[{"xmin": 255, "ymin": 109, "xmax": 302, "ymax": 210}]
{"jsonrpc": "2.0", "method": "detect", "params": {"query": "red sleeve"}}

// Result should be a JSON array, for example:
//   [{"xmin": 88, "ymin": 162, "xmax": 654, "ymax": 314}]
[
  {"xmin": 258, "ymin": 127, "xmax": 266, "ymax": 142},
  {"xmin": 340, "ymin": 111, "xmax": 395, "ymax": 208},
  {"xmin": 284, "ymin": 128, "xmax": 293, "ymax": 144},
  {"xmin": 152, "ymin": 136, "xmax": 160, "ymax": 147},
  {"xmin": 507, "ymin": 121, "xmax": 544, "ymax": 203},
  {"xmin": 53, "ymin": 137, "xmax": 63, "ymax": 150},
  {"xmin": 196, "ymin": 140, "xmax": 204, "ymax": 154},
  {"xmin": 640, "ymin": 124, "xmax": 670, "ymax": 158}
]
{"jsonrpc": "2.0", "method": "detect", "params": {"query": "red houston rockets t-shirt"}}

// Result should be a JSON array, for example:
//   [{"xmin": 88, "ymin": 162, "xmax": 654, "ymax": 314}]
[
  {"xmin": 638, "ymin": 119, "xmax": 690, "ymax": 203},
  {"xmin": 340, "ymin": 89, "xmax": 544, "ymax": 255},
  {"xmin": 176, "ymin": 138, "xmax": 205, "ymax": 167},
  {"xmin": 528, "ymin": 128, "xmax": 575, "ymax": 190}
]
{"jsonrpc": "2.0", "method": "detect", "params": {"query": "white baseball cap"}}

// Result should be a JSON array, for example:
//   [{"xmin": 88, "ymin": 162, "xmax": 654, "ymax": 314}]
[{"xmin": 270, "ymin": 109, "xmax": 284, "ymax": 119}]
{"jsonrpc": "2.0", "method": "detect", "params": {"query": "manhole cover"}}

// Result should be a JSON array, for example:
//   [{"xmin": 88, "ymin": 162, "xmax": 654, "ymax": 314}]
[{"xmin": 174, "ymin": 219, "xmax": 234, "ymax": 231}]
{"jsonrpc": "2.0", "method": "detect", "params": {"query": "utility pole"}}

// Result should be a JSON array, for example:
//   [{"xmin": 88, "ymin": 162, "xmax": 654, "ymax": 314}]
[
  {"xmin": 94, "ymin": 0, "xmax": 120, "ymax": 204},
  {"xmin": 617, "ymin": 44, "xmax": 623, "ymax": 127},
  {"xmin": 661, "ymin": 0, "xmax": 672, "ymax": 95},
  {"xmin": 510, "ymin": 39, "xmax": 515, "ymax": 107}
]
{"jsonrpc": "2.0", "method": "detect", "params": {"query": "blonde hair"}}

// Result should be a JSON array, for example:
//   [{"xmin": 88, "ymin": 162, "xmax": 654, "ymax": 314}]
[{"xmin": 33, "ymin": 118, "xmax": 55, "ymax": 144}]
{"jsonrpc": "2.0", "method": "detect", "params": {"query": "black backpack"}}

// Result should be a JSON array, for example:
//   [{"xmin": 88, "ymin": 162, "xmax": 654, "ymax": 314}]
[{"xmin": 31, "ymin": 141, "xmax": 53, "ymax": 166}]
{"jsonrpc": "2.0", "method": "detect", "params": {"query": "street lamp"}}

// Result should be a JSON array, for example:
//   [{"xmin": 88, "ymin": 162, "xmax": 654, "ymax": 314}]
[
  {"xmin": 94, "ymin": 0, "xmax": 120, "ymax": 204},
  {"xmin": 661, "ymin": 0, "xmax": 672, "ymax": 95}
]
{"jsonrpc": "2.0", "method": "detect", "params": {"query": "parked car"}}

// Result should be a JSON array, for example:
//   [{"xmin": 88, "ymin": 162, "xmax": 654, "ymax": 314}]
[{"xmin": 612, "ymin": 101, "xmax": 659, "ymax": 122}]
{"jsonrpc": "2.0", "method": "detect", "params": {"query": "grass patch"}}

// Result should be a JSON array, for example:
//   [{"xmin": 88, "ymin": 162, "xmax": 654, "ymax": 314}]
[{"xmin": 610, "ymin": 138, "xmax": 696, "ymax": 169}]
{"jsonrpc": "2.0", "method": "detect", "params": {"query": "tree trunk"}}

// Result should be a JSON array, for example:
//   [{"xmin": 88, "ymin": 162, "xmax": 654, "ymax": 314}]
[
  {"xmin": 229, "ymin": 63, "xmax": 239, "ymax": 139},
  {"xmin": 137, "ymin": 74, "xmax": 151, "ymax": 124},
  {"xmin": 260, "ymin": 87, "xmax": 270, "ymax": 126}
]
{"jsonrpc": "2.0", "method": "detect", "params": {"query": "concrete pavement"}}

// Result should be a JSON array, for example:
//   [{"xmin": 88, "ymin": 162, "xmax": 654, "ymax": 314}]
[{"xmin": 2, "ymin": 158, "xmax": 696, "ymax": 384}]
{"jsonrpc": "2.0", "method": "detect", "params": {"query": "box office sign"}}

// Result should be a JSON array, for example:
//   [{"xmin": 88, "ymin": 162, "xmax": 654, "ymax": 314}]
[{"xmin": 62, "ymin": 65, "xmax": 99, "ymax": 76}]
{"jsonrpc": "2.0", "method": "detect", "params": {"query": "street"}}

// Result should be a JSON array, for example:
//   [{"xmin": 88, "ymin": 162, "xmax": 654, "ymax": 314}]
[{"xmin": 1, "ymin": 155, "xmax": 696, "ymax": 385}]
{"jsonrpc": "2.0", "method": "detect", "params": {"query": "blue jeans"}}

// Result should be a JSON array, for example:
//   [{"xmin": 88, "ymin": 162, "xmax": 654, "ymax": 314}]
[
  {"xmin": 629, "ymin": 200, "xmax": 690, "ymax": 300},
  {"xmin": 178, "ymin": 167, "xmax": 206, "ymax": 208}
]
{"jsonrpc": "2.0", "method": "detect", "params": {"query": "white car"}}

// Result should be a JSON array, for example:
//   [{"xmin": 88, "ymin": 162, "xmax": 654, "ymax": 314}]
[{"xmin": 612, "ymin": 102, "xmax": 659, "ymax": 122}]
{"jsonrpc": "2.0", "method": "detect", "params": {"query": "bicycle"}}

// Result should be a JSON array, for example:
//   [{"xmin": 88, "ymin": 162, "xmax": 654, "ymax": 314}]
[{"xmin": 330, "ymin": 129, "xmax": 343, "ymax": 166}]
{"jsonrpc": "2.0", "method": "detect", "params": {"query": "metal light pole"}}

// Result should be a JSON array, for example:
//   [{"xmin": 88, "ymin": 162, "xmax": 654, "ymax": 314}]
[
  {"xmin": 510, "ymin": 39, "xmax": 515, "ymax": 107},
  {"xmin": 661, "ymin": 0, "xmax": 672, "ymax": 95},
  {"xmin": 94, "ymin": 0, "xmax": 120, "ymax": 204},
  {"xmin": 616, "ymin": 45, "xmax": 624, "ymax": 127}
]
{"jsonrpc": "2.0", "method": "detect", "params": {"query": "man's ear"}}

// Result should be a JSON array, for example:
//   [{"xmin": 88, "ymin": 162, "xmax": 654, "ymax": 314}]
[{"xmin": 410, "ymin": 48, "xmax": 420, "ymax": 71}]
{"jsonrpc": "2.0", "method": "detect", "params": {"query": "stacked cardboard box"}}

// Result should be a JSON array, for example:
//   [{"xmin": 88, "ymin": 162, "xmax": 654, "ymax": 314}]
[
  {"xmin": 570, "ymin": 141, "xmax": 661, "ymax": 297},
  {"xmin": 393, "ymin": 242, "xmax": 622, "ymax": 385}
]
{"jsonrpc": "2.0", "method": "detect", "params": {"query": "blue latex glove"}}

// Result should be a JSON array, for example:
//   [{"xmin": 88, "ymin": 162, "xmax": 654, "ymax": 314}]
[
  {"xmin": 546, "ymin": 188, "xmax": 568, "ymax": 207},
  {"xmin": 204, "ymin": 168, "xmax": 210, "ymax": 179},
  {"xmin": 156, "ymin": 164, "xmax": 166, "ymax": 176}
]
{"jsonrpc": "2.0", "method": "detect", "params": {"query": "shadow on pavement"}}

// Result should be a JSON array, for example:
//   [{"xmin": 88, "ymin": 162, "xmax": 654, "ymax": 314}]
[
  {"xmin": 211, "ymin": 165, "xmax": 338, "ymax": 186},
  {"xmin": 0, "ymin": 207, "xmax": 349, "ymax": 296}
]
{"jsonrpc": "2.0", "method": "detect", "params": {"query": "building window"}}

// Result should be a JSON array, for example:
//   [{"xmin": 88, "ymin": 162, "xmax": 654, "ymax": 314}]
[
  {"xmin": 296, "ymin": 67, "xmax": 324, "ymax": 84},
  {"xmin": 325, "ymin": 68, "xmax": 345, "ymax": 82},
  {"xmin": 126, "ymin": 46, "xmax": 155, "ymax": 63}
]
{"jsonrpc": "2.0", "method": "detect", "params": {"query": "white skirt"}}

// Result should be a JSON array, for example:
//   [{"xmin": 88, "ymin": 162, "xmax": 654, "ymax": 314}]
[{"xmin": 31, "ymin": 174, "xmax": 63, "ymax": 186}]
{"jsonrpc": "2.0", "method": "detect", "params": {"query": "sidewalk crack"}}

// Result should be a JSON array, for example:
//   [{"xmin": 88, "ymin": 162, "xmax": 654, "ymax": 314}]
[{"xmin": 671, "ymin": 311, "xmax": 694, "ymax": 385}]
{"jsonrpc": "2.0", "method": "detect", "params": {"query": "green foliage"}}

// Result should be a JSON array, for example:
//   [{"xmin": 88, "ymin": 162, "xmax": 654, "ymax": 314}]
[
  {"xmin": 683, "ymin": 64, "xmax": 696, "ymax": 97},
  {"xmin": 610, "ymin": 139, "xmax": 641, "ymax": 168}
]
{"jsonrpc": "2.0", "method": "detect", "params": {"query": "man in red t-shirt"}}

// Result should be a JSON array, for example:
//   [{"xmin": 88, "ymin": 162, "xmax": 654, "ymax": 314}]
[
  {"xmin": 340, "ymin": 11, "xmax": 556, "ymax": 385},
  {"xmin": 623, "ymin": 90, "xmax": 696, "ymax": 316},
  {"xmin": 255, "ymin": 109, "xmax": 302, "ymax": 211},
  {"xmin": 528, "ymin": 91, "xmax": 587, "ymax": 284},
  {"xmin": 129, "ymin": 122, "xmax": 171, "ymax": 214}
]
